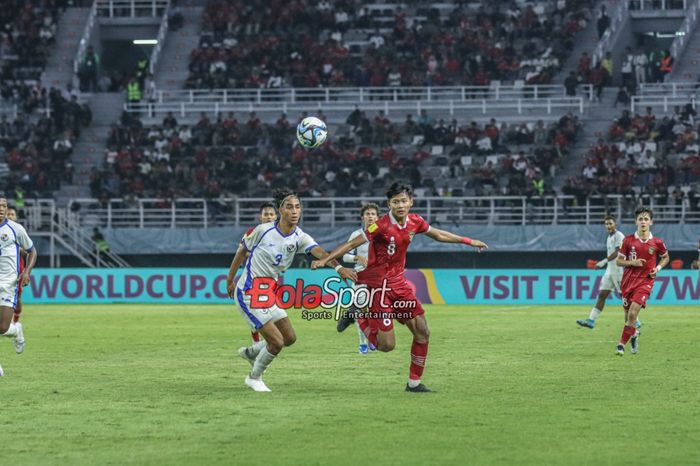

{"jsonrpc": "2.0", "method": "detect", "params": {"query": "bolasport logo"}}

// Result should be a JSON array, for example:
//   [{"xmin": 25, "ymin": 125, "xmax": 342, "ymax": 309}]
[{"xmin": 244, "ymin": 277, "xmax": 417, "ymax": 319}]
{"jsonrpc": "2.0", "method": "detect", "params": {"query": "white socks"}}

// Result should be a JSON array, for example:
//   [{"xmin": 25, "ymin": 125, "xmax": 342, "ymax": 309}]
[
  {"xmin": 250, "ymin": 346, "xmax": 276, "ymax": 379},
  {"xmin": 248, "ymin": 340, "xmax": 267, "ymax": 359},
  {"xmin": 407, "ymin": 379, "xmax": 421, "ymax": 388},
  {"xmin": 1, "ymin": 323, "xmax": 17, "ymax": 337},
  {"xmin": 356, "ymin": 321, "xmax": 368, "ymax": 345},
  {"xmin": 589, "ymin": 307, "xmax": 602, "ymax": 321}
]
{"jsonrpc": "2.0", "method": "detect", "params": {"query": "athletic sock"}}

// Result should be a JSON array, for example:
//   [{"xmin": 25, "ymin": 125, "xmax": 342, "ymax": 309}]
[
  {"xmin": 357, "ymin": 318, "xmax": 378, "ymax": 347},
  {"xmin": 589, "ymin": 307, "xmax": 602, "ymax": 321},
  {"xmin": 248, "ymin": 340, "xmax": 267, "ymax": 358},
  {"xmin": 619, "ymin": 325, "xmax": 636, "ymax": 345},
  {"xmin": 409, "ymin": 340, "xmax": 429, "ymax": 383},
  {"xmin": 1, "ymin": 323, "xmax": 18, "ymax": 337},
  {"xmin": 356, "ymin": 321, "xmax": 368, "ymax": 346},
  {"xmin": 251, "ymin": 331, "xmax": 261, "ymax": 342},
  {"xmin": 250, "ymin": 346, "xmax": 276, "ymax": 379},
  {"xmin": 12, "ymin": 309, "xmax": 21, "ymax": 323}
]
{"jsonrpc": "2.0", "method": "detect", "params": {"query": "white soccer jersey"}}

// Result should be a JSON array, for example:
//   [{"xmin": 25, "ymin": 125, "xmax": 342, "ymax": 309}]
[
  {"xmin": 606, "ymin": 230, "xmax": 625, "ymax": 273},
  {"xmin": 236, "ymin": 221, "xmax": 317, "ymax": 292},
  {"xmin": 0, "ymin": 219, "xmax": 33, "ymax": 283},
  {"xmin": 343, "ymin": 228, "xmax": 369, "ymax": 272}
]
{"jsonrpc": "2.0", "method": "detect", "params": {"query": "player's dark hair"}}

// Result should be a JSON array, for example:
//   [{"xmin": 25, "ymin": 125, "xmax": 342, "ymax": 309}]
[
  {"xmin": 603, "ymin": 215, "xmax": 615, "ymax": 222},
  {"xmin": 273, "ymin": 188, "xmax": 298, "ymax": 209},
  {"xmin": 360, "ymin": 203, "xmax": 380, "ymax": 217},
  {"xmin": 635, "ymin": 206, "xmax": 653, "ymax": 220},
  {"xmin": 386, "ymin": 181, "xmax": 413, "ymax": 200},
  {"xmin": 259, "ymin": 202, "xmax": 276, "ymax": 213}
]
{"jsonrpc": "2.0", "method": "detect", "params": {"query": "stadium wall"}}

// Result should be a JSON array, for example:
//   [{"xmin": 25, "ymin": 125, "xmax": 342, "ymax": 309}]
[{"xmin": 23, "ymin": 269, "xmax": 700, "ymax": 305}]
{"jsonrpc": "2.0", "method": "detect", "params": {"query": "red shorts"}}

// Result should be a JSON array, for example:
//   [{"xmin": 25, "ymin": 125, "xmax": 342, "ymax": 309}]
[
  {"xmin": 363, "ymin": 279, "xmax": 425, "ymax": 332},
  {"xmin": 622, "ymin": 285, "xmax": 652, "ymax": 309}
]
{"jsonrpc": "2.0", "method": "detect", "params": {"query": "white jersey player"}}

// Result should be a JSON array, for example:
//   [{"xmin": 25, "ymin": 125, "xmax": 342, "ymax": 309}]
[
  {"xmin": 577, "ymin": 215, "xmax": 639, "ymax": 329},
  {"xmin": 231, "ymin": 188, "xmax": 356, "ymax": 392},
  {"xmin": 0, "ymin": 198, "xmax": 37, "ymax": 377},
  {"xmin": 338, "ymin": 203, "xmax": 380, "ymax": 354}
]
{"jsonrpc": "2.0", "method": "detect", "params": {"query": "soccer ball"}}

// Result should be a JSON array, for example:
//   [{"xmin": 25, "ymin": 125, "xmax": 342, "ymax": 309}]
[{"xmin": 296, "ymin": 116, "xmax": 328, "ymax": 149}]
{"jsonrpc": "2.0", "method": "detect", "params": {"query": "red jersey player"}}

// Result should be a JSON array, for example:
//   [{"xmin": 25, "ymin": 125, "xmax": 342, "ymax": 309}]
[
  {"xmin": 614, "ymin": 207, "xmax": 670, "ymax": 356},
  {"xmin": 226, "ymin": 202, "xmax": 277, "ymax": 343},
  {"xmin": 312, "ymin": 182, "xmax": 487, "ymax": 392}
]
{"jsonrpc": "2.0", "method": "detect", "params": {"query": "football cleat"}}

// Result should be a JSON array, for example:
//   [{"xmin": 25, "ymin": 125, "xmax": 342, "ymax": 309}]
[
  {"xmin": 13, "ymin": 322, "xmax": 24, "ymax": 354},
  {"xmin": 359, "ymin": 344, "xmax": 368, "ymax": 354},
  {"xmin": 368, "ymin": 342, "xmax": 377, "ymax": 351},
  {"xmin": 615, "ymin": 344, "xmax": 625, "ymax": 356},
  {"xmin": 238, "ymin": 347, "xmax": 256, "ymax": 367},
  {"xmin": 576, "ymin": 319, "xmax": 595, "ymax": 329},
  {"xmin": 336, "ymin": 308, "xmax": 357, "ymax": 333},
  {"xmin": 405, "ymin": 383, "xmax": 432, "ymax": 393},
  {"xmin": 631, "ymin": 332, "xmax": 639, "ymax": 354},
  {"xmin": 245, "ymin": 375, "xmax": 271, "ymax": 392}
]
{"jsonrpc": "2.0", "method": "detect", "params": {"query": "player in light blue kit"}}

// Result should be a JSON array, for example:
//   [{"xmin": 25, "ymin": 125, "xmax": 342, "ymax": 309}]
[
  {"xmin": 340, "ymin": 203, "xmax": 380, "ymax": 354},
  {"xmin": 576, "ymin": 215, "xmax": 640, "ymax": 330},
  {"xmin": 0, "ymin": 198, "xmax": 37, "ymax": 376}
]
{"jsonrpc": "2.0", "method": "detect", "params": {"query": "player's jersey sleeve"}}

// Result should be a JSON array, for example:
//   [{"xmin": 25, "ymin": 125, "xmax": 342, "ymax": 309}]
[
  {"xmin": 239, "ymin": 226, "xmax": 256, "ymax": 247},
  {"xmin": 618, "ymin": 236, "xmax": 631, "ymax": 259},
  {"xmin": 14, "ymin": 223, "xmax": 34, "ymax": 251},
  {"xmin": 297, "ymin": 230, "xmax": 319, "ymax": 254},
  {"xmin": 656, "ymin": 238, "xmax": 668, "ymax": 257},
  {"xmin": 363, "ymin": 218, "xmax": 384, "ymax": 242},
  {"xmin": 241, "ymin": 224, "xmax": 268, "ymax": 251},
  {"xmin": 343, "ymin": 229, "xmax": 363, "ymax": 262},
  {"xmin": 614, "ymin": 231, "xmax": 624, "ymax": 249},
  {"xmin": 412, "ymin": 214, "xmax": 431, "ymax": 234}
]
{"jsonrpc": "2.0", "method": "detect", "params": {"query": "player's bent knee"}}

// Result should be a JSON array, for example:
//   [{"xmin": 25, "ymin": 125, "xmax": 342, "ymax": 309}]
[
  {"xmin": 378, "ymin": 341, "xmax": 395, "ymax": 352},
  {"xmin": 283, "ymin": 333, "xmax": 297, "ymax": 347}
]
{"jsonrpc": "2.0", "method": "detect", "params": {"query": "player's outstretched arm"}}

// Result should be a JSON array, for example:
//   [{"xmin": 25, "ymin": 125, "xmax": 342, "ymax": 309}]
[
  {"xmin": 19, "ymin": 247, "xmax": 37, "ymax": 287},
  {"xmin": 424, "ymin": 227, "xmax": 488, "ymax": 251},
  {"xmin": 597, "ymin": 248, "xmax": 620, "ymax": 268},
  {"xmin": 310, "ymin": 235, "xmax": 367, "ymax": 270},
  {"xmin": 308, "ymin": 246, "xmax": 358, "ymax": 282},
  {"xmin": 226, "ymin": 245, "xmax": 248, "ymax": 298},
  {"xmin": 649, "ymin": 252, "xmax": 670, "ymax": 279}
]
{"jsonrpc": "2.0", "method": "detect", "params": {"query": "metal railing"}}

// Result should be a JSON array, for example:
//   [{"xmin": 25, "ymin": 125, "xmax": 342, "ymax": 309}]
[
  {"xmin": 95, "ymin": 0, "xmax": 169, "ymax": 17},
  {"xmin": 65, "ymin": 195, "xmax": 700, "ymax": 229},
  {"xmin": 149, "ymin": 1, "xmax": 170, "ymax": 74},
  {"xmin": 126, "ymin": 97, "xmax": 586, "ymax": 119},
  {"xmin": 631, "ymin": 95, "xmax": 698, "ymax": 112},
  {"xmin": 73, "ymin": 1, "xmax": 97, "ymax": 90},
  {"xmin": 670, "ymin": 0, "xmax": 700, "ymax": 69},
  {"xmin": 629, "ymin": 0, "xmax": 689, "ymax": 9},
  {"xmin": 151, "ymin": 85, "xmax": 595, "ymax": 105},
  {"xmin": 593, "ymin": 1, "xmax": 630, "ymax": 67},
  {"xmin": 633, "ymin": 82, "xmax": 700, "ymax": 111}
]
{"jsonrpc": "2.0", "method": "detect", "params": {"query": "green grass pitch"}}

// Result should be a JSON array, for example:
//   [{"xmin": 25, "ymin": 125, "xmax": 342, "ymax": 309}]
[{"xmin": 1, "ymin": 304, "xmax": 699, "ymax": 465}]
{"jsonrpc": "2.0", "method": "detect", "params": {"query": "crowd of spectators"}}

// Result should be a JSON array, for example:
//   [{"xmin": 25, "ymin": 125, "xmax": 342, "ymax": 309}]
[
  {"xmin": 567, "ymin": 104, "xmax": 700, "ymax": 209},
  {"xmin": 92, "ymin": 107, "xmax": 579, "ymax": 201},
  {"xmin": 0, "ymin": 0, "xmax": 65, "ymax": 82},
  {"xmin": 186, "ymin": 0, "xmax": 594, "ymax": 89}
]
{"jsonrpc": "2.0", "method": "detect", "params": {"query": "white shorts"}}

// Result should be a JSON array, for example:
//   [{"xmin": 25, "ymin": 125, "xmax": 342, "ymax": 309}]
[
  {"xmin": 600, "ymin": 270, "xmax": 622, "ymax": 292},
  {"xmin": 236, "ymin": 288, "xmax": 287, "ymax": 330},
  {"xmin": 0, "ymin": 282, "xmax": 19, "ymax": 309}
]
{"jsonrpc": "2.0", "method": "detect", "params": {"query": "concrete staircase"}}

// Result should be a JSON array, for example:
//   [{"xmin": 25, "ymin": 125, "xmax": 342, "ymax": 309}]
[
  {"xmin": 154, "ymin": 6, "xmax": 204, "ymax": 90},
  {"xmin": 670, "ymin": 26, "xmax": 700, "ymax": 83},
  {"xmin": 554, "ymin": 87, "xmax": 620, "ymax": 186},
  {"xmin": 55, "ymin": 92, "xmax": 125, "ymax": 204},
  {"xmin": 41, "ymin": 8, "xmax": 92, "ymax": 89}
]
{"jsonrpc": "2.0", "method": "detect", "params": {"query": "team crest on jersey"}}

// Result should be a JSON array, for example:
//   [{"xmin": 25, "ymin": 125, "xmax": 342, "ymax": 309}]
[
  {"xmin": 408, "ymin": 231, "xmax": 415, "ymax": 242},
  {"xmin": 286, "ymin": 243, "xmax": 297, "ymax": 253},
  {"xmin": 0, "ymin": 233, "xmax": 7, "ymax": 242},
  {"xmin": 648, "ymin": 247, "xmax": 655, "ymax": 254}
]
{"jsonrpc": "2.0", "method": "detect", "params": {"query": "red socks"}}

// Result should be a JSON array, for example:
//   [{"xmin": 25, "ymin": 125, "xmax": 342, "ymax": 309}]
[
  {"xmin": 357, "ymin": 318, "xmax": 378, "ymax": 347},
  {"xmin": 251, "ymin": 331, "xmax": 261, "ymax": 342},
  {"xmin": 619, "ymin": 325, "xmax": 636, "ymax": 345},
  {"xmin": 12, "ymin": 310, "xmax": 20, "ymax": 323},
  {"xmin": 409, "ymin": 340, "xmax": 429, "ymax": 381}
]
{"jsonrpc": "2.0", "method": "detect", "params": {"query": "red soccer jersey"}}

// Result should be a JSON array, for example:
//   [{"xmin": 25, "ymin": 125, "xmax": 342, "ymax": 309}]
[
  {"xmin": 619, "ymin": 232, "xmax": 668, "ymax": 293},
  {"xmin": 360, "ymin": 212, "xmax": 430, "ymax": 286}
]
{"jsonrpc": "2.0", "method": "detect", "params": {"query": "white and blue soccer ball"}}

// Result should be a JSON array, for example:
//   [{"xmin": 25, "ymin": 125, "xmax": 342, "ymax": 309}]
[{"xmin": 296, "ymin": 116, "xmax": 328, "ymax": 149}]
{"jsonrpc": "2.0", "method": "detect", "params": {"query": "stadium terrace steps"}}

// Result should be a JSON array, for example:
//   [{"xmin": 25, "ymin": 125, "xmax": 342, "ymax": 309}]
[
  {"xmin": 670, "ymin": 25, "xmax": 700, "ymax": 83},
  {"xmin": 41, "ymin": 8, "xmax": 92, "ymax": 89},
  {"xmin": 154, "ymin": 6, "xmax": 204, "ymax": 90},
  {"xmin": 554, "ymin": 87, "xmax": 619, "ymax": 186},
  {"xmin": 55, "ymin": 93, "xmax": 126, "ymax": 203}
]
